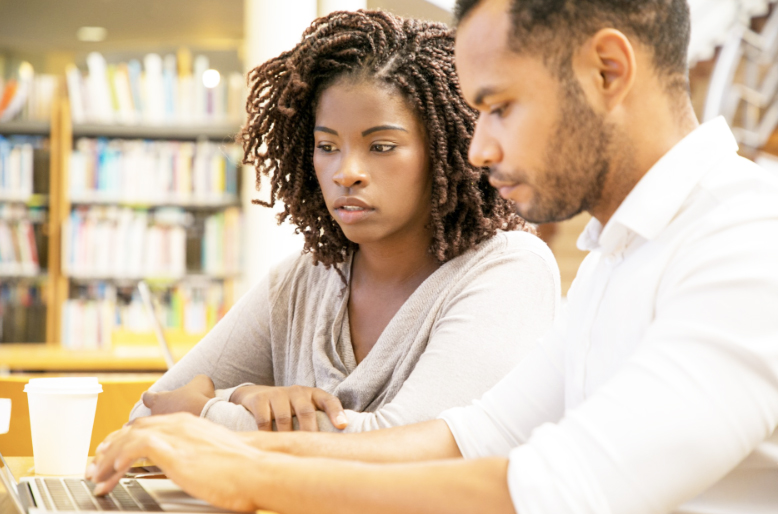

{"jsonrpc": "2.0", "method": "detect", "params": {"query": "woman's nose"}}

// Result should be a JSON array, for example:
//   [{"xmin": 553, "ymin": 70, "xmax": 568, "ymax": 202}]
[{"xmin": 333, "ymin": 154, "xmax": 369, "ymax": 189}]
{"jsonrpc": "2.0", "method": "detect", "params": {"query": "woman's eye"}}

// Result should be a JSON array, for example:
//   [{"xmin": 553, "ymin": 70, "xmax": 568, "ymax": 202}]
[
  {"xmin": 317, "ymin": 143, "xmax": 336, "ymax": 153},
  {"xmin": 371, "ymin": 143, "xmax": 396, "ymax": 153}
]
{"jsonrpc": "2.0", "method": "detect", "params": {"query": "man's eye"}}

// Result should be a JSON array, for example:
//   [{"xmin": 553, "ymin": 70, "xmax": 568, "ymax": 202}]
[
  {"xmin": 372, "ymin": 144, "xmax": 396, "ymax": 153},
  {"xmin": 489, "ymin": 103, "xmax": 508, "ymax": 118}
]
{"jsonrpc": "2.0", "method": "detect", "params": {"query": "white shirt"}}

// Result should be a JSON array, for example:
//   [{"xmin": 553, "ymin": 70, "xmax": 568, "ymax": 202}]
[{"xmin": 440, "ymin": 117, "xmax": 778, "ymax": 514}]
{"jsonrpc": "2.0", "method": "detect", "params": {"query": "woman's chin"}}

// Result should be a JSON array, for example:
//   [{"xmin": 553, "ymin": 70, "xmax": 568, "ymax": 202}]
[{"xmin": 338, "ymin": 227, "xmax": 385, "ymax": 247}]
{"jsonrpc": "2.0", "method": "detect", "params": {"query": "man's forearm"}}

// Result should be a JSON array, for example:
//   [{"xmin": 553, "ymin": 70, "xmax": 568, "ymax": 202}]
[
  {"xmin": 242, "ymin": 419, "xmax": 462, "ymax": 462},
  {"xmin": 249, "ymin": 452, "xmax": 515, "ymax": 514}
]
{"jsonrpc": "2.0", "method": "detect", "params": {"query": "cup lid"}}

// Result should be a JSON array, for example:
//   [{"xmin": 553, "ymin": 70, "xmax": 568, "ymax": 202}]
[{"xmin": 24, "ymin": 377, "xmax": 103, "ymax": 395}]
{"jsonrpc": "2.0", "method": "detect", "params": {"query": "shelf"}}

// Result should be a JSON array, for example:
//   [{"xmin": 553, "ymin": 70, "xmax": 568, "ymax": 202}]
[
  {"xmin": 67, "ymin": 272, "xmax": 239, "ymax": 284},
  {"xmin": 0, "ymin": 344, "xmax": 189, "ymax": 371},
  {"xmin": 0, "ymin": 120, "xmax": 51, "ymax": 136},
  {"xmin": 69, "ymin": 194, "xmax": 240, "ymax": 209},
  {"xmin": 0, "ymin": 193, "xmax": 50, "ymax": 206},
  {"xmin": 72, "ymin": 122, "xmax": 242, "ymax": 141},
  {"xmin": 0, "ymin": 269, "xmax": 43, "ymax": 279},
  {"xmin": 0, "ymin": 274, "xmax": 48, "ymax": 284}
]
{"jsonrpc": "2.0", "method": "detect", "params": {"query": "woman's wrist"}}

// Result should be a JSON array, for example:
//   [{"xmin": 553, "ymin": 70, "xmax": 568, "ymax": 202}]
[{"xmin": 226, "ymin": 383, "xmax": 259, "ymax": 403}]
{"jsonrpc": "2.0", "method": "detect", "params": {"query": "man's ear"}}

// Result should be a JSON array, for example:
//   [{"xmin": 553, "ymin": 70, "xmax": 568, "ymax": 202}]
[{"xmin": 573, "ymin": 28, "xmax": 636, "ymax": 112}]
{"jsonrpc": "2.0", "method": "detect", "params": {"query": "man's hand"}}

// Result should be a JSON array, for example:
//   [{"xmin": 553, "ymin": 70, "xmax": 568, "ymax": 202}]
[
  {"xmin": 86, "ymin": 413, "xmax": 266, "ymax": 512},
  {"xmin": 230, "ymin": 385, "xmax": 347, "ymax": 431},
  {"xmin": 142, "ymin": 375, "xmax": 216, "ymax": 416}
]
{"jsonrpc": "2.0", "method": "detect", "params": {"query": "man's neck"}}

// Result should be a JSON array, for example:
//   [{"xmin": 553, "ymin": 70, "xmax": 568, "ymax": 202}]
[{"xmin": 590, "ymin": 101, "xmax": 699, "ymax": 227}]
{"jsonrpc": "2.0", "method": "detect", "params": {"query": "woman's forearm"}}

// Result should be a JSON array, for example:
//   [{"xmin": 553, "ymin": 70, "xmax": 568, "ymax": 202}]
[{"xmin": 241, "ymin": 419, "xmax": 463, "ymax": 463}]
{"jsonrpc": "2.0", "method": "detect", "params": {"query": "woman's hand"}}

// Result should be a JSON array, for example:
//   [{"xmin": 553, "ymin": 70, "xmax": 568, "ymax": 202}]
[
  {"xmin": 86, "ymin": 413, "xmax": 267, "ymax": 512},
  {"xmin": 142, "ymin": 375, "xmax": 216, "ymax": 416},
  {"xmin": 230, "ymin": 385, "xmax": 348, "ymax": 431}
]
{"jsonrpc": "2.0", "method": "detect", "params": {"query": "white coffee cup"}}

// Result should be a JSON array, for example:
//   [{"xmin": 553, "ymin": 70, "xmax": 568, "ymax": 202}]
[
  {"xmin": 0, "ymin": 398, "xmax": 10, "ymax": 434},
  {"xmin": 24, "ymin": 377, "xmax": 102, "ymax": 475}
]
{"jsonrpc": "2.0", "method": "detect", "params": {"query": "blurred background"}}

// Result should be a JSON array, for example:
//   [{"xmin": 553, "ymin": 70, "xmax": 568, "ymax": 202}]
[{"xmin": 1, "ymin": 0, "xmax": 777, "ymax": 353}]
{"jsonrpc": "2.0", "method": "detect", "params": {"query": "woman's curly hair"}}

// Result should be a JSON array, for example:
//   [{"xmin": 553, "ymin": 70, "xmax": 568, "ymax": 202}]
[{"xmin": 239, "ymin": 9, "xmax": 529, "ymax": 271}]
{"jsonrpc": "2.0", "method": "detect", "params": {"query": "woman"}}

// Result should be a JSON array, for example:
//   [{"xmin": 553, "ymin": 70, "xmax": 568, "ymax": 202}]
[{"xmin": 129, "ymin": 10, "xmax": 560, "ymax": 433}]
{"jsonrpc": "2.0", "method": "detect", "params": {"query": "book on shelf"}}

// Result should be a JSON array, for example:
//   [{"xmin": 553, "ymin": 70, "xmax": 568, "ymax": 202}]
[
  {"xmin": 0, "ymin": 283, "xmax": 46, "ymax": 343},
  {"xmin": 0, "ymin": 135, "xmax": 50, "ymax": 201},
  {"xmin": 69, "ymin": 137, "xmax": 241, "ymax": 205},
  {"xmin": 202, "ymin": 207, "xmax": 242, "ymax": 276},
  {"xmin": 64, "ymin": 206, "xmax": 188, "ymax": 280},
  {"xmin": 63, "ymin": 205, "xmax": 241, "ymax": 281},
  {"xmin": 61, "ymin": 281, "xmax": 228, "ymax": 349},
  {"xmin": 0, "ymin": 61, "xmax": 57, "ymax": 123},
  {"xmin": 67, "ymin": 51, "xmax": 245, "ymax": 125},
  {"xmin": 0, "ymin": 205, "xmax": 45, "ymax": 277}
]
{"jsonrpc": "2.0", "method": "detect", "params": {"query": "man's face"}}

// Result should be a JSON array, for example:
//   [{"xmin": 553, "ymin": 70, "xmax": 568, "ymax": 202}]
[{"xmin": 455, "ymin": 0, "xmax": 612, "ymax": 224}]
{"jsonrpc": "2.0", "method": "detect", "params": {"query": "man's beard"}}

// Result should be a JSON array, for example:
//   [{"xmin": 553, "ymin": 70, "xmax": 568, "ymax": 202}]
[{"xmin": 516, "ymin": 76, "xmax": 612, "ymax": 225}]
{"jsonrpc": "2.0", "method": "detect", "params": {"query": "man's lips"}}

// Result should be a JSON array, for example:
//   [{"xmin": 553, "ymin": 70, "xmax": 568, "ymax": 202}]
[{"xmin": 489, "ymin": 178, "xmax": 522, "ymax": 198}]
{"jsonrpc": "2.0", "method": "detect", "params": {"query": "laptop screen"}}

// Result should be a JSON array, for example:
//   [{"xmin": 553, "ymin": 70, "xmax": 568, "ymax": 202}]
[{"xmin": 0, "ymin": 452, "xmax": 26, "ymax": 514}]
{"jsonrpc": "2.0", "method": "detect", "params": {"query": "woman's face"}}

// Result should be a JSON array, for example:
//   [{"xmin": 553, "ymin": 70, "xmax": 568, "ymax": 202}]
[{"xmin": 313, "ymin": 79, "xmax": 432, "ymax": 247}]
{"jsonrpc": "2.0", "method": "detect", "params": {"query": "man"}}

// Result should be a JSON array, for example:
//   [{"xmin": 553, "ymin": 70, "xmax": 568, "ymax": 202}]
[{"xmin": 88, "ymin": 0, "xmax": 778, "ymax": 512}]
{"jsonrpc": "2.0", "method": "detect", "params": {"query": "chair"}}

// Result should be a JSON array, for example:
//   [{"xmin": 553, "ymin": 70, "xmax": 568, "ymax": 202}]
[
  {"xmin": 0, "ymin": 374, "xmax": 158, "ymax": 457},
  {"xmin": 703, "ymin": 5, "xmax": 778, "ymax": 153}
]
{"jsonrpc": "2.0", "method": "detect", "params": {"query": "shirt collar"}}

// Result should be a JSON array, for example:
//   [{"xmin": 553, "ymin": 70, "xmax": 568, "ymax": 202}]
[{"xmin": 577, "ymin": 116, "xmax": 739, "ymax": 253}]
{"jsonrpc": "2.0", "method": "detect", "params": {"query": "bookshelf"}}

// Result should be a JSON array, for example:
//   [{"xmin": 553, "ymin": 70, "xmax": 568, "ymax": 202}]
[
  {"xmin": 1, "ymin": 48, "xmax": 247, "ymax": 366},
  {"xmin": 55, "ymin": 96, "xmax": 244, "ymax": 351},
  {"xmin": 0, "ymin": 110, "xmax": 56, "ymax": 345}
]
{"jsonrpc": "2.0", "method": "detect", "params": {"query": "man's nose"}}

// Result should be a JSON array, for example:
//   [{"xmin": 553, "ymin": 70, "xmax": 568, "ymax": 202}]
[{"xmin": 469, "ymin": 118, "xmax": 502, "ymax": 168}]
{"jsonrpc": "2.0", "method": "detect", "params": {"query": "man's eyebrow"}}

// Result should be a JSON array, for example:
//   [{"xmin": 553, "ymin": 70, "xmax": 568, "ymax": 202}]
[
  {"xmin": 361, "ymin": 125, "xmax": 408, "ymax": 136},
  {"xmin": 314, "ymin": 126, "xmax": 338, "ymax": 135},
  {"xmin": 473, "ymin": 86, "xmax": 505, "ymax": 106}
]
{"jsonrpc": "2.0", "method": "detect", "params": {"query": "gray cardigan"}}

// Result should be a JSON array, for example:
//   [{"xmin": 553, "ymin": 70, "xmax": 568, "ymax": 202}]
[{"xmin": 130, "ymin": 231, "xmax": 561, "ymax": 432}]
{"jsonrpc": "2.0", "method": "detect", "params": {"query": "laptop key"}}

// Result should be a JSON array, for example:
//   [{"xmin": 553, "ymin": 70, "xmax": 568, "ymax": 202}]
[
  {"xmin": 44, "ymin": 479, "xmax": 76, "ymax": 511},
  {"xmin": 65, "ymin": 479, "xmax": 99, "ymax": 511},
  {"xmin": 34, "ymin": 479, "xmax": 53, "ymax": 510},
  {"xmin": 85, "ymin": 480, "xmax": 142, "ymax": 511},
  {"xmin": 124, "ymin": 481, "xmax": 163, "ymax": 512}
]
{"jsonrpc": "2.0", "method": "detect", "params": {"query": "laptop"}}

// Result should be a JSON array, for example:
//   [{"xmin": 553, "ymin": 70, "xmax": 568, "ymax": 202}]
[
  {"xmin": 137, "ymin": 281, "xmax": 176, "ymax": 371},
  {"xmin": 0, "ymin": 450, "xmax": 234, "ymax": 513}
]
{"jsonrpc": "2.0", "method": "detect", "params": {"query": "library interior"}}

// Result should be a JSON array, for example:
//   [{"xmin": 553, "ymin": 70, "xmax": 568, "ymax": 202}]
[{"xmin": 1, "ymin": 0, "xmax": 778, "ymax": 512}]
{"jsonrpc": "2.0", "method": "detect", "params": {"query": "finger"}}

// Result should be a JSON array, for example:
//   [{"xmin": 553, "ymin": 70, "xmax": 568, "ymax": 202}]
[
  {"xmin": 290, "ymin": 395, "xmax": 318, "ymax": 432},
  {"xmin": 92, "ymin": 468, "xmax": 124, "ymax": 496},
  {"xmin": 141, "ymin": 391, "xmax": 157, "ymax": 409},
  {"xmin": 269, "ymin": 394, "xmax": 293, "ymax": 432},
  {"xmin": 89, "ymin": 426, "xmax": 132, "ymax": 480},
  {"xmin": 94, "ymin": 431, "xmax": 163, "ymax": 496},
  {"xmin": 248, "ymin": 397, "xmax": 273, "ymax": 431},
  {"xmin": 313, "ymin": 390, "xmax": 348, "ymax": 429}
]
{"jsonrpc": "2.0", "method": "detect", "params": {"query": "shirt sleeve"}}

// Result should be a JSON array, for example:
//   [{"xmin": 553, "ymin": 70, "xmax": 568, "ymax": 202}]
[
  {"xmin": 340, "ymin": 245, "xmax": 561, "ymax": 433},
  {"xmin": 128, "ymin": 275, "xmax": 274, "ymax": 430},
  {"xmin": 505, "ymin": 215, "xmax": 778, "ymax": 513}
]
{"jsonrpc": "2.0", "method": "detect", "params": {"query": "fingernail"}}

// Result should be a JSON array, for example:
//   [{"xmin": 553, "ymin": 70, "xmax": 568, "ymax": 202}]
[
  {"xmin": 93, "ymin": 483, "xmax": 106, "ymax": 496},
  {"xmin": 336, "ymin": 412, "xmax": 348, "ymax": 427},
  {"xmin": 85, "ymin": 463, "xmax": 95, "ymax": 479}
]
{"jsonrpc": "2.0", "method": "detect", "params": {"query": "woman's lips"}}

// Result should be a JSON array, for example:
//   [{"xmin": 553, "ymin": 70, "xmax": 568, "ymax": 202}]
[
  {"xmin": 334, "ymin": 205, "xmax": 374, "ymax": 224},
  {"xmin": 333, "ymin": 197, "xmax": 375, "ymax": 224}
]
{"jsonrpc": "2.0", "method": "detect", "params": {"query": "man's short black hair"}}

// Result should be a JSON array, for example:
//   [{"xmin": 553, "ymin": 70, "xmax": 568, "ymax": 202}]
[{"xmin": 455, "ymin": 0, "xmax": 690, "ymax": 82}]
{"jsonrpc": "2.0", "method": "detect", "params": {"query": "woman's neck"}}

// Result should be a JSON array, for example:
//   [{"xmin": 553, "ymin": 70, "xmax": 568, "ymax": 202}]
[{"xmin": 351, "ymin": 232, "xmax": 440, "ymax": 288}]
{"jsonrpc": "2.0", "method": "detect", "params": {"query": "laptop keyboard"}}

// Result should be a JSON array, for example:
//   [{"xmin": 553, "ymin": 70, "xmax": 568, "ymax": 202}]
[{"xmin": 35, "ymin": 478, "xmax": 162, "ymax": 511}]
